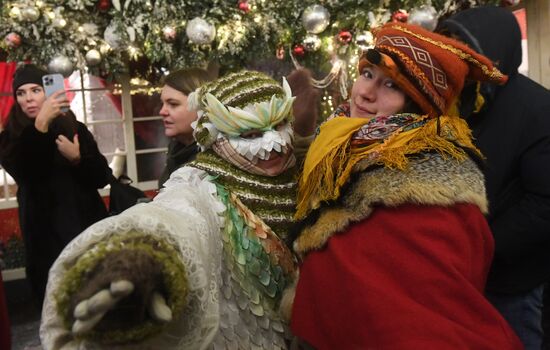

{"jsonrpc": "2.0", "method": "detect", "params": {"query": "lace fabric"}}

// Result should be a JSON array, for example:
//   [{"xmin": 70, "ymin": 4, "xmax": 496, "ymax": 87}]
[{"xmin": 40, "ymin": 166, "xmax": 289, "ymax": 349}]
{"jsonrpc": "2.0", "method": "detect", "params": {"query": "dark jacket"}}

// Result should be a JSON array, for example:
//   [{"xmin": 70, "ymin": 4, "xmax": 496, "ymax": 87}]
[
  {"xmin": 0, "ymin": 113, "xmax": 111, "ymax": 301},
  {"xmin": 158, "ymin": 140, "xmax": 199, "ymax": 188},
  {"xmin": 440, "ymin": 6, "xmax": 550, "ymax": 294}
]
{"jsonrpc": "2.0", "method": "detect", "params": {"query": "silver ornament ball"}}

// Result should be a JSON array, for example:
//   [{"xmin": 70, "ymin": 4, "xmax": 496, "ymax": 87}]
[
  {"xmin": 186, "ymin": 18, "xmax": 216, "ymax": 45},
  {"xmin": 408, "ymin": 5, "xmax": 438, "ymax": 32},
  {"xmin": 48, "ymin": 55, "xmax": 74, "ymax": 77},
  {"xmin": 355, "ymin": 31, "xmax": 374, "ymax": 50},
  {"xmin": 21, "ymin": 7, "xmax": 40, "ymax": 22},
  {"xmin": 303, "ymin": 34, "xmax": 321, "ymax": 52},
  {"xmin": 302, "ymin": 5, "xmax": 330, "ymax": 34},
  {"xmin": 85, "ymin": 49, "xmax": 102, "ymax": 66}
]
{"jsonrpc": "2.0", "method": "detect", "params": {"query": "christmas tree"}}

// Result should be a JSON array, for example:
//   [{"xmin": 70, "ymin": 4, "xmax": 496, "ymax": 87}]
[{"xmin": 1, "ymin": 0, "xmax": 499, "ymax": 82}]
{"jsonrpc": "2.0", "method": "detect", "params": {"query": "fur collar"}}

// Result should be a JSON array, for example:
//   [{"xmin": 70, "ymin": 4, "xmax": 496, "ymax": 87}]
[{"xmin": 293, "ymin": 153, "xmax": 487, "ymax": 257}]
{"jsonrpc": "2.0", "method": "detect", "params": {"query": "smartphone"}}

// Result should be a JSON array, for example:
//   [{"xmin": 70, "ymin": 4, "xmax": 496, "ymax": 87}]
[{"xmin": 42, "ymin": 73, "xmax": 69, "ymax": 113}]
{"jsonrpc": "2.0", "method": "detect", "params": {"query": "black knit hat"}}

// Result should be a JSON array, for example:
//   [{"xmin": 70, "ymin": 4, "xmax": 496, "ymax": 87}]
[{"xmin": 12, "ymin": 64, "xmax": 47, "ymax": 93}]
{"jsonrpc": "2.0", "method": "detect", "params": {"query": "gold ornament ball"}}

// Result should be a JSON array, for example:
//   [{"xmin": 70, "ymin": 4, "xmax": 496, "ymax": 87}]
[
  {"xmin": 21, "ymin": 7, "xmax": 40, "ymax": 22},
  {"xmin": 85, "ymin": 49, "xmax": 102, "ymax": 66}
]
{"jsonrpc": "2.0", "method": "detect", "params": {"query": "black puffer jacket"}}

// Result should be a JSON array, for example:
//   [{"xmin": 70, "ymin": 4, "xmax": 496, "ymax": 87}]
[{"xmin": 439, "ymin": 6, "xmax": 550, "ymax": 294}]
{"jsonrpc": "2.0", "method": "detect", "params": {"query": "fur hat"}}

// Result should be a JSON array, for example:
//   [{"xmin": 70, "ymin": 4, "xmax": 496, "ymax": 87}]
[
  {"xmin": 359, "ymin": 22, "xmax": 507, "ymax": 117},
  {"xmin": 12, "ymin": 64, "xmax": 47, "ymax": 93},
  {"xmin": 190, "ymin": 70, "xmax": 294, "ymax": 149}
]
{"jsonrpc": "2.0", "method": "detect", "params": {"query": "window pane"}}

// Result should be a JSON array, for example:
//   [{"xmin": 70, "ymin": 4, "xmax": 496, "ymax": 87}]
[
  {"xmin": 134, "ymin": 119, "xmax": 168, "ymax": 150},
  {"xmin": 132, "ymin": 92, "xmax": 161, "ymax": 118},
  {"xmin": 137, "ymin": 152, "xmax": 166, "ymax": 183}
]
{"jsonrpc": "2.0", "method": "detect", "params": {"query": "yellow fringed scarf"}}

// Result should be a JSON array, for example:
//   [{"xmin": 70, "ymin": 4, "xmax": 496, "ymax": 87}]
[{"xmin": 295, "ymin": 115, "xmax": 482, "ymax": 219}]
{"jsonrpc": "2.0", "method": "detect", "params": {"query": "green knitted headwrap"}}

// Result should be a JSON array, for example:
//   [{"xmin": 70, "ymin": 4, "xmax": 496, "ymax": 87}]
[{"xmin": 190, "ymin": 70, "xmax": 294, "ymax": 148}]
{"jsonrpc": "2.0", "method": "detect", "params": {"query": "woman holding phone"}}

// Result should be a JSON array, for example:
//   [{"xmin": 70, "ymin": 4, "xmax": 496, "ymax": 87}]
[{"xmin": 0, "ymin": 64, "xmax": 112, "ymax": 306}]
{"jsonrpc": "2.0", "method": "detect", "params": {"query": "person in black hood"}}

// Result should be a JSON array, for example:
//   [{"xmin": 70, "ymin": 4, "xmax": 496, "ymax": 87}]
[
  {"xmin": 438, "ymin": 6, "xmax": 550, "ymax": 349},
  {"xmin": 0, "ymin": 64, "xmax": 112, "ymax": 306}
]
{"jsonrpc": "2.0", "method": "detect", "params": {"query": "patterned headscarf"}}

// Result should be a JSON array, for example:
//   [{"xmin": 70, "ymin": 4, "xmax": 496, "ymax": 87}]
[{"xmin": 359, "ymin": 22, "xmax": 507, "ymax": 118}]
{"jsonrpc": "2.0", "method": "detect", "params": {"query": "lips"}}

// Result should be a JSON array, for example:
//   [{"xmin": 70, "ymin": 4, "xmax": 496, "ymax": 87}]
[{"xmin": 355, "ymin": 104, "xmax": 375, "ymax": 116}]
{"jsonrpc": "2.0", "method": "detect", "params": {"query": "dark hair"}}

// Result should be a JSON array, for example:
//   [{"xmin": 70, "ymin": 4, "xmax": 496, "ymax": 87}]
[
  {"xmin": 401, "ymin": 97, "xmax": 424, "ymax": 115},
  {"xmin": 162, "ymin": 67, "xmax": 213, "ymax": 95}
]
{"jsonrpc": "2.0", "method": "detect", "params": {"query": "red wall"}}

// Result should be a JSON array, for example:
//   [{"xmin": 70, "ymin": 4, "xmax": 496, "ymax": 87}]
[{"xmin": 0, "ymin": 190, "xmax": 157, "ymax": 244}]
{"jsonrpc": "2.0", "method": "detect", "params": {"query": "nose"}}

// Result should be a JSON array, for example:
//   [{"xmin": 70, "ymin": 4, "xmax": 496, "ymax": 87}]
[
  {"xmin": 24, "ymin": 91, "xmax": 34, "ymax": 101},
  {"xmin": 159, "ymin": 104, "xmax": 168, "ymax": 117},
  {"xmin": 357, "ymin": 79, "xmax": 377, "ymax": 102}
]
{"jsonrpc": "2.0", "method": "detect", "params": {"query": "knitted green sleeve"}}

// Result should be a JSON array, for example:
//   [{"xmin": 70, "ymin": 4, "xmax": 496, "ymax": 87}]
[{"xmin": 55, "ymin": 230, "xmax": 188, "ymax": 345}]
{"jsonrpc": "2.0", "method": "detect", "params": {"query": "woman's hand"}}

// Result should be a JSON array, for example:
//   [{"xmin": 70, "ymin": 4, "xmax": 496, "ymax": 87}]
[
  {"xmin": 35, "ymin": 90, "xmax": 70, "ymax": 132},
  {"xmin": 56, "ymin": 134, "xmax": 81, "ymax": 164}
]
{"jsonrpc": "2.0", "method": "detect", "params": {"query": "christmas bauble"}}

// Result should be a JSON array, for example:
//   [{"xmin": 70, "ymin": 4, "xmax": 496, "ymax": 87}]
[
  {"xmin": 104, "ymin": 22, "xmax": 122, "ymax": 49},
  {"xmin": 48, "ymin": 55, "xmax": 74, "ymax": 77},
  {"xmin": 338, "ymin": 30, "xmax": 352, "ymax": 45},
  {"xmin": 302, "ymin": 5, "xmax": 330, "ymax": 34},
  {"xmin": 4, "ymin": 32, "xmax": 22, "ymax": 48},
  {"xmin": 99, "ymin": 43, "xmax": 111, "ymax": 55},
  {"xmin": 98, "ymin": 0, "xmax": 111, "ymax": 12},
  {"xmin": 238, "ymin": 1, "xmax": 250, "ymax": 13},
  {"xmin": 186, "ymin": 18, "xmax": 216, "ymax": 45},
  {"xmin": 408, "ymin": 5, "xmax": 438, "ymax": 31},
  {"xmin": 392, "ymin": 9, "xmax": 409, "ymax": 23},
  {"xmin": 21, "ymin": 7, "xmax": 40, "ymax": 22},
  {"xmin": 293, "ymin": 44, "xmax": 305, "ymax": 57},
  {"xmin": 355, "ymin": 31, "xmax": 374, "ymax": 50},
  {"xmin": 303, "ymin": 34, "xmax": 321, "ymax": 52},
  {"xmin": 162, "ymin": 26, "xmax": 177, "ymax": 43},
  {"xmin": 52, "ymin": 17, "xmax": 67, "ymax": 29},
  {"xmin": 85, "ymin": 49, "xmax": 102, "ymax": 66}
]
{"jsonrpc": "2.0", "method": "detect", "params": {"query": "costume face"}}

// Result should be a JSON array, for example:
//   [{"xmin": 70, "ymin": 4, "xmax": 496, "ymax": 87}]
[
  {"xmin": 16, "ymin": 83, "xmax": 46, "ymax": 119},
  {"xmin": 160, "ymin": 85, "xmax": 198, "ymax": 145},
  {"xmin": 350, "ymin": 65, "xmax": 406, "ymax": 119},
  {"xmin": 234, "ymin": 121, "xmax": 293, "ymax": 176},
  {"xmin": 195, "ymin": 76, "xmax": 296, "ymax": 177}
]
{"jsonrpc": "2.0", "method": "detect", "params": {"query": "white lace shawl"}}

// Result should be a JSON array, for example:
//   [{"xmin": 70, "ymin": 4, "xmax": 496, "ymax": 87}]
[{"xmin": 40, "ymin": 167, "xmax": 226, "ymax": 350}]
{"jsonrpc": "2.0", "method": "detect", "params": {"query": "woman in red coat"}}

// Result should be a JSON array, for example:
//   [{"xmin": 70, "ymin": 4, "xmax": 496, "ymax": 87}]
[{"xmin": 289, "ymin": 22, "xmax": 523, "ymax": 349}]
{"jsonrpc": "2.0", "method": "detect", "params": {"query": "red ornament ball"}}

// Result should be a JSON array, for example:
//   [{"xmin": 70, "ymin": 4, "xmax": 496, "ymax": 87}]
[
  {"xmin": 4, "ymin": 32, "xmax": 22, "ymax": 48},
  {"xmin": 293, "ymin": 44, "xmax": 305, "ymax": 57},
  {"xmin": 238, "ymin": 1, "xmax": 250, "ymax": 13},
  {"xmin": 162, "ymin": 26, "xmax": 177, "ymax": 43},
  {"xmin": 338, "ymin": 30, "xmax": 352, "ymax": 44},
  {"xmin": 392, "ymin": 10, "xmax": 409, "ymax": 23},
  {"xmin": 98, "ymin": 0, "xmax": 111, "ymax": 11}
]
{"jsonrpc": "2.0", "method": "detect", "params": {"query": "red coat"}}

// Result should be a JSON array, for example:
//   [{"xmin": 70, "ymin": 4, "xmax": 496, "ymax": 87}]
[{"xmin": 291, "ymin": 203, "xmax": 523, "ymax": 350}]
